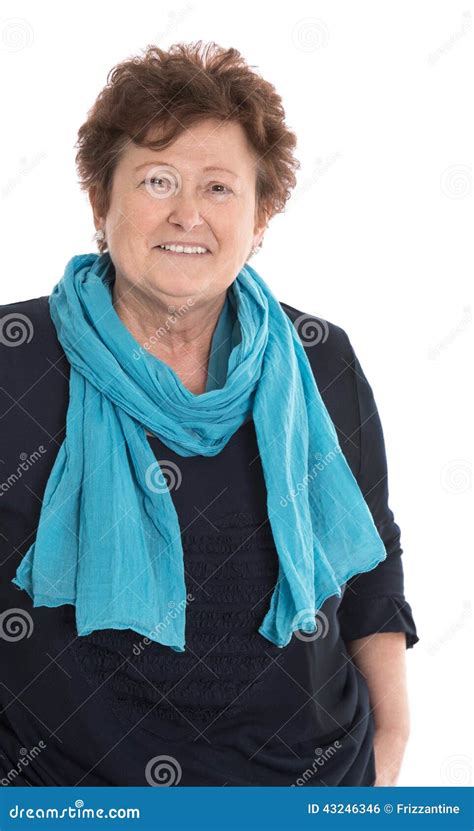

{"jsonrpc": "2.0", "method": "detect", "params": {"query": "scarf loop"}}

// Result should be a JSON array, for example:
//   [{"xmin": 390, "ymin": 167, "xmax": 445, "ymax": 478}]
[{"xmin": 12, "ymin": 252, "xmax": 387, "ymax": 651}]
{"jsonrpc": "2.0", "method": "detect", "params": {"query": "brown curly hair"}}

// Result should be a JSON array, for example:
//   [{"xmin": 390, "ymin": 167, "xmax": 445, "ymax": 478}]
[{"xmin": 75, "ymin": 40, "xmax": 300, "ymax": 254}]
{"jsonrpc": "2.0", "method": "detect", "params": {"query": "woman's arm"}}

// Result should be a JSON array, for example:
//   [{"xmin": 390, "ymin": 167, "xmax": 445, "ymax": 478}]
[
  {"xmin": 346, "ymin": 631, "xmax": 411, "ymax": 786},
  {"xmin": 335, "ymin": 334, "xmax": 419, "ymax": 651}
]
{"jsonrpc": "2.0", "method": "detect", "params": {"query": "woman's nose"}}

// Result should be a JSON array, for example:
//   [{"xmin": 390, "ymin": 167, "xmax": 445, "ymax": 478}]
[{"xmin": 167, "ymin": 190, "xmax": 205, "ymax": 231}]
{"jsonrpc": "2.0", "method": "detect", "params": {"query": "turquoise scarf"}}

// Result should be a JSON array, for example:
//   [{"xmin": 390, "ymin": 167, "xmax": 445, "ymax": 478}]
[{"xmin": 12, "ymin": 252, "xmax": 387, "ymax": 651}]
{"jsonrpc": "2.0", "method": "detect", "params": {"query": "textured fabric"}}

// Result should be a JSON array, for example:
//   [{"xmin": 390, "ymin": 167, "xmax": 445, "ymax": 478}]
[
  {"xmin": 0, "ymin": 292, "xmax": 419, "ymax": 786},
  {"xmin": 12, "ymin": 252, "xmax": 388, "ymax": 652},
  {"xmin": 205, "ymin": 285, "xmax": 242, "ymax": 391}
]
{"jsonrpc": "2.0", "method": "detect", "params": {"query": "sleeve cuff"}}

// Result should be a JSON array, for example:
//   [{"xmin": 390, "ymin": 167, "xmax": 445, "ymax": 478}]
[{"xmin": 337, "ymin": 595, "xmax": 420, "ymax": 649}]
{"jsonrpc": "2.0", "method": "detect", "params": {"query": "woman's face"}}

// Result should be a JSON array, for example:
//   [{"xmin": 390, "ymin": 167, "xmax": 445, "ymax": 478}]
[{"xmin": 92, "ymin": 118, "xmax": 267, "ymax": 307}]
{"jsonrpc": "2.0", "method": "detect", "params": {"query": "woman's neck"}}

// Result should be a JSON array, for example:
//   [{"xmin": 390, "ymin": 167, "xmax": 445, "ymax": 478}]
[{"xmin": 112, "ymin": 278, "xmax": 226, "ymax": 397}]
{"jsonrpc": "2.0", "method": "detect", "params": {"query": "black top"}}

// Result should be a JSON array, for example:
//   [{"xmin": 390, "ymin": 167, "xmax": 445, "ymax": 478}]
[{"xmin": 0, "ymin": 293, "xmax": 419, "ymax": 787}]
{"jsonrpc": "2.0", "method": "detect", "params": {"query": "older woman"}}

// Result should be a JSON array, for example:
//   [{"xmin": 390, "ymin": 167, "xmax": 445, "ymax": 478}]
[{"xmin": 0, "ymin": 41, "xmax": 418, "ymax": 788}]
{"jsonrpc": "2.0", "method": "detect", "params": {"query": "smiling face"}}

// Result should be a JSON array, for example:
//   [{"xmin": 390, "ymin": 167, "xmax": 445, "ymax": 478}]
[{"xmin": 91, "ymin": 118, "xmax": 267, "ymax": 308}]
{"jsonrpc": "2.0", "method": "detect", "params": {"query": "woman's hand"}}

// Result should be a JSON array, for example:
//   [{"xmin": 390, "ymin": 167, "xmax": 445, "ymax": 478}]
[{"xmin": 372, "ymin": 727, "xmax": 409, "ymax": 786}]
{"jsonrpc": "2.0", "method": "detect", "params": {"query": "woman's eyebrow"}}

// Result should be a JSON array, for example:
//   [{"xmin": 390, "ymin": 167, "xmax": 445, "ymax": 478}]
[{"xmin": 133, "ymin": 161, "xmax": 240, "ymax": 178}]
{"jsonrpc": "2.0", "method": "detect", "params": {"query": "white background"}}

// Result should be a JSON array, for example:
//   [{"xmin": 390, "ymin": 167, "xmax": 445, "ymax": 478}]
[{"xmin": 0, "ymin": 0, "xmax": 472, "ymax": 787}]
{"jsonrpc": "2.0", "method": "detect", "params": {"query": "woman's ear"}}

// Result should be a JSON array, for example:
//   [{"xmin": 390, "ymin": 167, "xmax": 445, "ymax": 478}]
[
  {"xmin": 88, "ymin": 187, "xmax": 103, "ymax": 231},
  {"xmin": 254, "ymin": 215, "xmax": 268, "ymax": 246}
]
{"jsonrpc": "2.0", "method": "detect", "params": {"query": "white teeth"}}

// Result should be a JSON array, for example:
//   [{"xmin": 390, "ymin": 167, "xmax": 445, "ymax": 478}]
[{"xmin": 158, "ymin": 244, "xmax": 208, "ymax": 254}]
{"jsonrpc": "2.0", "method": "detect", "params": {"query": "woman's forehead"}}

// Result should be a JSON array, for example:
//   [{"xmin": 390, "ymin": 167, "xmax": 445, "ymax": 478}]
[{"xmin": 124, "ymin": 120, "xmax": 256, "ymax": 172}]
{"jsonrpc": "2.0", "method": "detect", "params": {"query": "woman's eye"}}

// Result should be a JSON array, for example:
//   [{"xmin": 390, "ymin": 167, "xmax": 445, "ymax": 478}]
[
  {"xmin": 144, "ymin": 177, "xmax": 168, "ymax": 189},
  {"xmin": 141, "ymin": 178, "xmax": 232, "ymax": 195},
  {"xmin": 210, "ymin": 183, "xmax": 231, "ymax": 195}
]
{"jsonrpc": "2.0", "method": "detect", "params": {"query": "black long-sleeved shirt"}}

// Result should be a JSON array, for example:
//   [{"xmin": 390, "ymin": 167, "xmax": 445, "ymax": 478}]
[{"xmin": 0, "ymin": 292, "xmax": 418, "ymax": 787}]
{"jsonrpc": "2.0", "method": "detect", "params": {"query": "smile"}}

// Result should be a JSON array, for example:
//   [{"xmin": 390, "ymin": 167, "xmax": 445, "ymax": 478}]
[{"xmin": 155, "ymin": 244, "xmax": 211, "ymax": 256}]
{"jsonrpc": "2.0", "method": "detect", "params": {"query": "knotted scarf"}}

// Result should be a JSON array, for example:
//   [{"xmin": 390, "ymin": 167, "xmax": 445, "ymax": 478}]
[{"xmin": 12, "ymin": 252, "xmax": 387, "ymax": 651}]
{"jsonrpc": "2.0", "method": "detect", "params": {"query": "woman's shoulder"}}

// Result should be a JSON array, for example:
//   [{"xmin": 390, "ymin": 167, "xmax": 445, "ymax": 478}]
[
  {"xmin": 0, "ymin": 294, "xmax": 68, "ymax": 393},
  {"xmin": 0, "ymin": 294, "xmax": 56, "ymax": 349},
  {"xmin": 279, "ymin": 300, "xmax": 361, "ymax": 475},
  {"xmin": 279, "ymin": 299, "xmax": 355, "ymax": 371}
]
